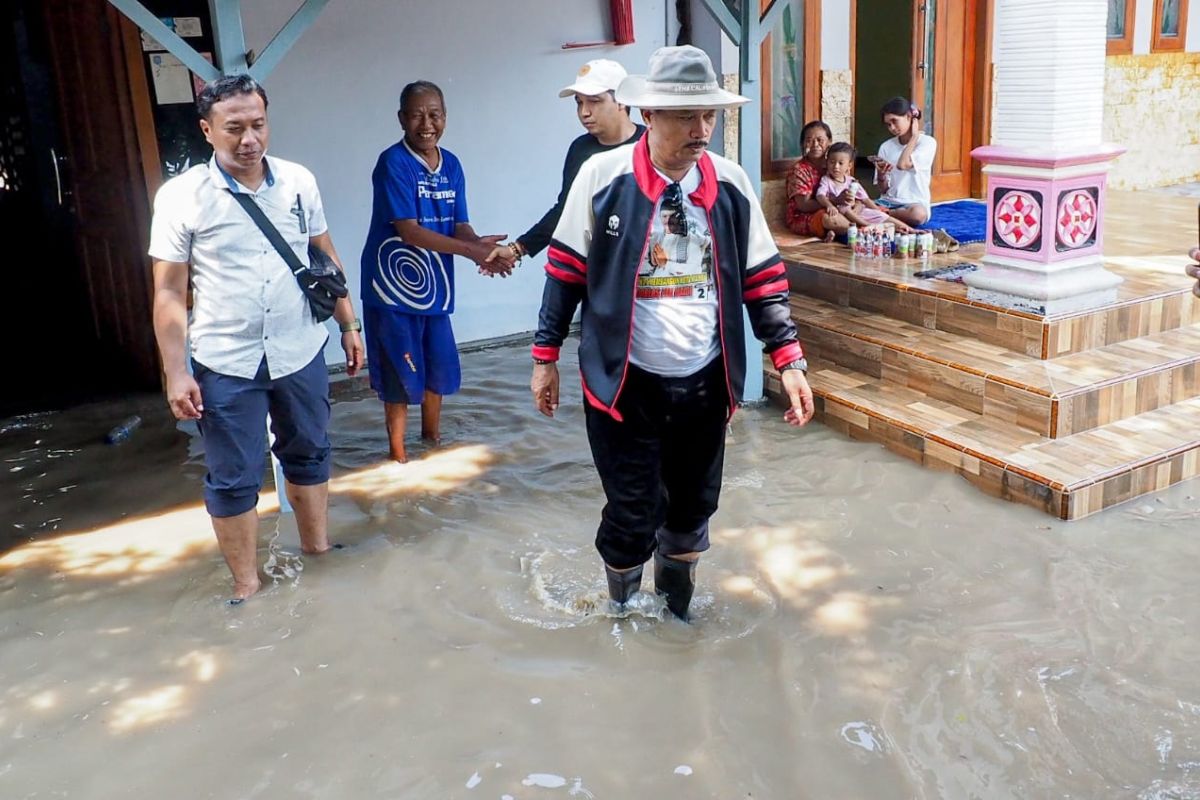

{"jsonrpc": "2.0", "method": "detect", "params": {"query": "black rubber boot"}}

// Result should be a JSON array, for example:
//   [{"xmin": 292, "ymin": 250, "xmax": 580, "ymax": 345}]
[
  {"xmin": 654, "ymin": 553, "xmax": 697, "ymax": 621},
  {"xmin": 605, "ymin": 563, "xmax": 644, "ymax": 606}
]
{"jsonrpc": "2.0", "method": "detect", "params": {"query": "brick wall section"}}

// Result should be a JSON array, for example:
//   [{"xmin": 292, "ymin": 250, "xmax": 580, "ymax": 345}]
[{"xmin": 1104, "ymin": 53, "xmax": 1200, "ymax": 190}]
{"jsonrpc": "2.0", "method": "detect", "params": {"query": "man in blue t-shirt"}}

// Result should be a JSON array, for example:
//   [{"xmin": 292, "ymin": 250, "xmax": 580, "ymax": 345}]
[{"xmin": 360, "ymin": 80, "xmax": 513, "ymax": 462}]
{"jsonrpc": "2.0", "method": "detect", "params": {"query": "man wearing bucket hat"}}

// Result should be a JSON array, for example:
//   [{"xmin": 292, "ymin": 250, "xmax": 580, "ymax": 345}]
[
  {"xmin": 529, "ymin": 45, "xmax": 814, "ymax": 621},
  {"xmin": 488, "ymin": 60, "xmax": 644, "ymax": 268}
]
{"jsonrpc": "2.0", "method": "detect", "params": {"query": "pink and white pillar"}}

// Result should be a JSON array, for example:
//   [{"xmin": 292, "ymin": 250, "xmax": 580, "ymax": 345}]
[{"xmin": 965, "ymin": 0, "xmax": 1125, "ymax": 315}]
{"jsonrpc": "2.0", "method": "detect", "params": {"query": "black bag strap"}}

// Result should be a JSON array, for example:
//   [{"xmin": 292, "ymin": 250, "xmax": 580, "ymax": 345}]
[{"xmin": 230, "ymin": 192, "xmax": 308, "ymax": 276}]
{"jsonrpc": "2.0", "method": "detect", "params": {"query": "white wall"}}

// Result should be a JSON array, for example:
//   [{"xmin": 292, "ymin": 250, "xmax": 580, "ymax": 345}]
[
  {"xmin": 1133, "ymin": 0, "xmax": 1154, "ymax": 53},
  {"xmin": 687, "ymin": 0, "xmax": 729, "ymax": 155},
  {"xmin": 821, "ymin": 0, "xmax": 851, "ymax": 70},
  {"xmin": 240, "ymin": 0, "xmax": 671, "ymax": 360}
]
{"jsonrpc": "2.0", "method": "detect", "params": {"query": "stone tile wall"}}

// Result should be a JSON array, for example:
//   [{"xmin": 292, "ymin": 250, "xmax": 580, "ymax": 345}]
[
  {"xmin": 820, "ymin": 69, "xmax": 853, "ymax": 143},
  {"xmin": 1104, "ymin": 53, "xmax": 1200, "ymax": 190}
]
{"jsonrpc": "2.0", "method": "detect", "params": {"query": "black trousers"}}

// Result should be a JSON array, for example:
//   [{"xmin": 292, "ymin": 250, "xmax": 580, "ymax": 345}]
[{"xmin": 584, "ymin": 358, "xmax": 729, "ymax": 570}]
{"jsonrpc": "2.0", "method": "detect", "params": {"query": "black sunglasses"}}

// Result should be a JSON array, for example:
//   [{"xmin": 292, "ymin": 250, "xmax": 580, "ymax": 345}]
[{"xmin": 662, "ymin": 182, "xmax": 683, "ymax": 209}]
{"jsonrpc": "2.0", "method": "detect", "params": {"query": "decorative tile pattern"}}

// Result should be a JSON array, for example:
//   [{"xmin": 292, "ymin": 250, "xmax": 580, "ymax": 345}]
[
  {"xmin": 993, "ymin": 189, "xmax": 1044, "ymax": 251},
  {"xmin": 1056, "ymin": 187, "xmax": 1099, "ymax": 251}
]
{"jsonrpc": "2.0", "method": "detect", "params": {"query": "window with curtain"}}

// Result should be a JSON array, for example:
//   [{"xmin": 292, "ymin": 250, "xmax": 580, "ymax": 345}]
[
  {"xmin": 767, "ymin": 0, "xmax": 805, "ymax": 162},
  {"xmin": 1152, "ymin": 0, "xmax": 1190, "ymax": 51},
  {"xmin": 1108, "ymin": 0, "xmax": 1129, "ymax": 37},
  {"xmin": 1107, "ymin": 0, "xmax": 1135, "ymax": 54},
  {"xmin": 761, "ymin": 0, "xmax": 819, "ymax": 177}
]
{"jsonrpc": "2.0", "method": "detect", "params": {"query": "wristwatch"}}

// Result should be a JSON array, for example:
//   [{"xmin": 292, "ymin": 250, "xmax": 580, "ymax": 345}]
[
  {"xmin": 780, "ymin": 357, "xmax": 808, "ymax": 375},
  {"xmin": 339, "ymin": 318, "xmax": 362, "ymax": 333}
]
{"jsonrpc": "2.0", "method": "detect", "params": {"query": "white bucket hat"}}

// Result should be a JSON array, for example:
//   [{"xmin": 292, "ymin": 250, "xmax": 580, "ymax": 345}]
[
  {"xmin": 615, "ymin": 45, "xmax": 749, "ymax": 110},
  {"xmin": 558, "ymin": 59, "xmax": 628, "ymax": 98}
]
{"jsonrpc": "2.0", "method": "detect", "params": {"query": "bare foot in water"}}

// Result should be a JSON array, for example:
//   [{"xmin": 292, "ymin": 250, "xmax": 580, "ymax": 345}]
[
  {"xmin": 420, "ymin": 431, "xmax": 441, "ymax": 447},
  {"xmin": 228, "ymin": 577, "xmax": 261, "ymax": 606},
  {"xmin": 301, "ymin": 543, "xmax": 345, "ymax": 555}
]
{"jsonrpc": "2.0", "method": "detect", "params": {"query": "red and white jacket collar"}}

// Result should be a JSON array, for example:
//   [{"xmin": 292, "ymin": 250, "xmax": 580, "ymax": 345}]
[{"xmin": 631, "ymin": 135, "xmax": 719, "ymax": 211}]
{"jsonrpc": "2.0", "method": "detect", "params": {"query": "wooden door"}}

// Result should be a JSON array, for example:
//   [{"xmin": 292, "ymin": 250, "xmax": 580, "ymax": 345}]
[
  {"xmin": 912, "ymin": 0, "xmax": 978, "ymax": 200},
  {"xmin": 41, "ymin": 0, "xmax": 160, "ymax": 388}
]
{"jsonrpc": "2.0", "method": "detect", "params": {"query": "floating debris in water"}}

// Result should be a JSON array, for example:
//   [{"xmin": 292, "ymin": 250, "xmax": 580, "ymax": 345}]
[
  {"xmin": 674, "ymin": 765, "xmax": 693, "ymax": 776},
  {"xmin": 530, "ymin": 697, "xmax": 542, "ymax": 705},
  {"xmin": 1156, "ymin": 729, "xmax": 1174, "ymax": 765},
  {"xmin": 522, "ymin": 773, "xmax": 567, "ymax": 788},
  {"xmin": 568, "ymin": 777, "xmax": 594, "ymax": 797},
  {"xmin": 465, "ymin": 771, "xmax": 482, "ymax": 789},
  {"xmin": 840, "ymin": 721, "xmax": 886, "ymax": 753}
]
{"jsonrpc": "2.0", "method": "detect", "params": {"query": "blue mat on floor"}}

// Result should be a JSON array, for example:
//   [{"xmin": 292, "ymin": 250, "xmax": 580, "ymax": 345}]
[{"xmin": 919, "ymin": 199, "xmax": 987, "ymax": 244}]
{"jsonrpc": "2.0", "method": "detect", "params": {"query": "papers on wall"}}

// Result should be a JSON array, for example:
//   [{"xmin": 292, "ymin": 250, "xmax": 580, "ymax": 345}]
[
  {"xmin": 173, "ymin": 17, "xmax": 202, "ymax": 37},
  {"xmin": 150, "ymin": 53, "xmax": 194, "ymax": 105},
  {"xmin": 140, "ymin": 16, "xmax": 203, "ymax": 51}
]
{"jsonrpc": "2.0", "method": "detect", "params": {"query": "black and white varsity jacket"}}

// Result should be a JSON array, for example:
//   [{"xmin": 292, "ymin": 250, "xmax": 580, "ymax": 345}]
[{"xmin": 532, "ymin": 136, "xmax": 803, "ymax": 421}]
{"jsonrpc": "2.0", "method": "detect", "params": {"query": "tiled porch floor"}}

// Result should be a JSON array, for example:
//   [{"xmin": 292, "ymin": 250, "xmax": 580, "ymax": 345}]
[{"xmin": 768, "ymin": 190, "xmax": 1200, "ymax": 519}]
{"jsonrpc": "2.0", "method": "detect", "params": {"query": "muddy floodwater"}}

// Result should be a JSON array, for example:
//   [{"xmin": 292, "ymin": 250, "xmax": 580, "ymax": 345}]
[{"xmin": 2, "ymin": 340, "xmax": 1200, "ymax": 799}]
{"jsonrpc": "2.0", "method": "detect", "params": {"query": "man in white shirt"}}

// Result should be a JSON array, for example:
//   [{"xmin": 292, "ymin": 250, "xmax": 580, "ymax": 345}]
[{"xmin": 149, "ymin": 74, "xmax": 363, "ymax": 603}]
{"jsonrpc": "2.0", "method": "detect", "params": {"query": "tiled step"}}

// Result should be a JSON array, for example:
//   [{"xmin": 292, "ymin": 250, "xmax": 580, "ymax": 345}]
[
  {"xmin": 765, "ymin": 359, "xmax": 1200, "ymax": 520},
  {"xmin": 780, "ymin": 244, "xmax": 1200, "ymax": 358},
  {"xmin": 791, "ymin": 294, "xmax": 1200, "ymax": 438}
]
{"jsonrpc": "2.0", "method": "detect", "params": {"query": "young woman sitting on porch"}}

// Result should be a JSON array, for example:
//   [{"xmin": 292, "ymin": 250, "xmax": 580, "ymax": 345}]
[
  {"xmin": 872, "ymin": 96, "xmax": 938, "ymax": 227},
  {"xmin": 785, "ymin": 120, "xmax": 851, "ymax": 240}
]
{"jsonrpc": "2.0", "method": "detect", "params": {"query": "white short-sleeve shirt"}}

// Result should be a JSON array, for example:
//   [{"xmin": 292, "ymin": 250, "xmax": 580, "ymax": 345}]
[
  {"xmin": 877, "ymin": 134, "xmax": 938, "ymax": 211},
  {"xmin": 148, "ymin": 155, "xmax": 329, "ymax": 380}
]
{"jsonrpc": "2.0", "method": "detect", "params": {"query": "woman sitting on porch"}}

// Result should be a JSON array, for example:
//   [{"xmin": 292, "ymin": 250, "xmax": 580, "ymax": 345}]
[
  {"xmin": 785, "ymin": 120, "xmax": 851, "ymax": 240},
  {"xmin": 873, "ymin": 96, "xmax": 938, "ymax": 227}
]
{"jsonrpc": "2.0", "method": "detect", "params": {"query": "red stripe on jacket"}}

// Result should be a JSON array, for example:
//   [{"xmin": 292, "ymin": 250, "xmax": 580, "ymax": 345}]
[
  {"xmin": 744, "ymin": 278, "xmax": 789, "ymax": 302},
  {"xmin": 745, "ymin": 260, "xmax": 785, "ymax": 287},
  {"xmin": 770, "ymin": 342, "xmax": 804, "ymax": 369},
  {"xmin": 531, "ymin": 344, "xmax": 560, "ymax": 362},
  {"xmin": 582, "ymin": 378, "xmax": 624, "ymax": 423},
  {"xmin": 547, "ymin": 245, "xmax": 587, "ymax": 274},
  {"xmin": 545, "ymin": 263, "xmax": 586, "ymax": 285}
]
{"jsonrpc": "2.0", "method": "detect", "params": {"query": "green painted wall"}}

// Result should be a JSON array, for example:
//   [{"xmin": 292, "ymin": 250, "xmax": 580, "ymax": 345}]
[{"xmin": 853, "ymin": 0, "xmax": 913, "ymax": 154}]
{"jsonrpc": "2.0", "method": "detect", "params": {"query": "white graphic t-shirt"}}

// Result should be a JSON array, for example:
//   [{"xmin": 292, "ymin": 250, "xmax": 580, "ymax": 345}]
[{"xmin": 629, "ymin": 165, "xmax": 721, "ymax": 377}]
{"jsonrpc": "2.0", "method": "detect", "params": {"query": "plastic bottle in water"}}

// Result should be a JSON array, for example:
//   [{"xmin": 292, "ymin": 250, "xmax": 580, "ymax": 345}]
[{"xmin": 105, "ymin": 415, "xmax": 142, "ymax": 444}]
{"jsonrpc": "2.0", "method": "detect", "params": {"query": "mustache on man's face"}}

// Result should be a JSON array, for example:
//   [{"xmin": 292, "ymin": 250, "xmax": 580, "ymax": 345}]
[{"xmin": 687, "ymin": 140, "xmax": 708, "ymax": 148}]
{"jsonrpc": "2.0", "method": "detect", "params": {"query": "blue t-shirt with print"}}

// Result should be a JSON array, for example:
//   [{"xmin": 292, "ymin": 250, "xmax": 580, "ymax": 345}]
[{"xmin": 360, "ymin": 141, "xmax": 469, "ymax": 315}]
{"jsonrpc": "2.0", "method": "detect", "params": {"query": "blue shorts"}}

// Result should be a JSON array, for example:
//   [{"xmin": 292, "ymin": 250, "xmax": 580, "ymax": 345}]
[
  {"xmin": 364, "ymin": 308, "xmax": 461, "ymax": 404},
  {"xmin": 877, "ymin": 196, "xmax": 927, "ymax": 213},
  {"xmin": 193, "ymin": 352, "xmax": 331, "ymax": 517}
]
